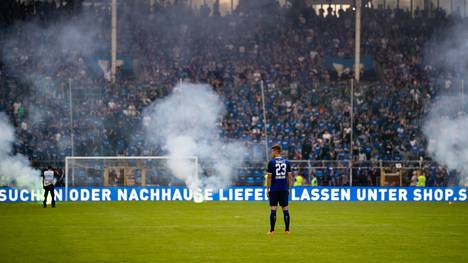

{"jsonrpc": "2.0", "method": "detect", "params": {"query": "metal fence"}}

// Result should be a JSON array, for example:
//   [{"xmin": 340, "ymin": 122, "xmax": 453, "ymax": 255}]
[
  {"xmin": 236, "ymin": 160, "xmax": 435, "ymax": 187},
  {"xmin": 34, "ymin": 159, "xmax": 457, "ymax": 188}
]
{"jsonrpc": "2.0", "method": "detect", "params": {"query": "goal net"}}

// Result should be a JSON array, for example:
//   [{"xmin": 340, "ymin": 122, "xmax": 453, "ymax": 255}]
[{"xmin": 65, "ymin": 156, "xmax": 198, "ymax": 188}]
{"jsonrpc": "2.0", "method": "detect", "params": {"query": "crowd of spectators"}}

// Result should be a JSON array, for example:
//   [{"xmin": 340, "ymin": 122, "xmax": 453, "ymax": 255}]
[{"xmin": 0, "ymin": 0, "xmax": 466, "ymax": 186}]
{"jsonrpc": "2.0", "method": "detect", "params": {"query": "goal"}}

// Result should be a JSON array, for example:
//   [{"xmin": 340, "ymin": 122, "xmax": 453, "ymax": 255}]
[{"xmin": 65, "ymin": 156, "xmax": 199, "ymax": 188}]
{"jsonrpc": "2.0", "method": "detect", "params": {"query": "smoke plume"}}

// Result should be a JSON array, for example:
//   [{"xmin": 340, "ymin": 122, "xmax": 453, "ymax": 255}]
[
  {"xmin": 0, "ymin": 113, "xmax": 41, "ymax": 189},
  {"xmin": 423, "ymin": 20, "xmax": 468, "ymax": 185},
  {"xmin": 1, "ymin": 9, "xmax": 108, "ymax": 157},
  {"xmin": 143, "ymin": 83, "xmax": 246, "ymax": 199}
]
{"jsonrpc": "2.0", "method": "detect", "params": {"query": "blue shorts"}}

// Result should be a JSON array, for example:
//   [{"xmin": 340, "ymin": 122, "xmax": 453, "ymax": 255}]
[{"xmin": 269, "ymin": 190, "xmax": 289, "ymax": 207}]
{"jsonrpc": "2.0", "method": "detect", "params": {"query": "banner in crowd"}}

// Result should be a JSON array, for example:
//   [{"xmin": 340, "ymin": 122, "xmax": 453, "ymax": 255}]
[
  {"xmin": 326, "ymin": 55, "xmax": 375, "ymax": 79},
  {"xmin": 85, "ymin": 54, "xmax": 133, "ymax": 81},
  {"xmin": 0, "ymin": 187, "xmax": 467, "ymax": 202}
]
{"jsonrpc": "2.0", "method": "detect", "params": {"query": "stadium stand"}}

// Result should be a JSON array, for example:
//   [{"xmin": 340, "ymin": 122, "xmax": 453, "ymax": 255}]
[{"xmin": 0, "ymin": 0, "xmax": 466, "ymax": 186}]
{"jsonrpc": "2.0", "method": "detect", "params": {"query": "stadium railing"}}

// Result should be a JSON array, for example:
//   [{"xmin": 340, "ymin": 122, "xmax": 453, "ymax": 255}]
[{"xmin": 34, "ymin": 159, "xmax": 443, "ymax": 187}]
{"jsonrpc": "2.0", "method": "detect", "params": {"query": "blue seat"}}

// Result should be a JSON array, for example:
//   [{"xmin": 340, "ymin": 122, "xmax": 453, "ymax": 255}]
[
  {"xmin": 238, "ymin": 169, "xmax": 246, "ymax": 176},
  {"xmin": 237, "ymin": 169, "xmax": 246, "ymax": 182},
  {"xmin": 246, "ymin": 177, "xmax": 255, "ymax": 185},
  {"xmin": 253, "ymin": 170, "xmax": 262, "ymax": 178}
]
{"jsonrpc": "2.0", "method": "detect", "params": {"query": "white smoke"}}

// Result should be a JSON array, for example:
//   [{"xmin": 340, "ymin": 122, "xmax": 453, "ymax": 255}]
[
  {"xmin": 143, "ymin": 83, "xmax": 247, "ymax": 200},
  {"xmin": 423, "ymin": 21, "xmax": 468, "ymax": 185},
  {"xmin": 1, "ymin": 10, "xmax": 107, "ymax": 156},
  {"xmin": 423, "ymin": 96, "xmax": 468, "ymax": 178},
  {"xmin": 0, "ymin": 113, "xmax": 41, "ymax": 189}
]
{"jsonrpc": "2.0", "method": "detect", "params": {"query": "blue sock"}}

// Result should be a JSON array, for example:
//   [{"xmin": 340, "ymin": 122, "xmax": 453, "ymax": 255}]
[
  {"xmin": 283, "ymin": 210, "xmax": 290, "ymax": 231},
  {"xmin": 270, "ymin": 210, "xmax": 276, "ymax": 232}
]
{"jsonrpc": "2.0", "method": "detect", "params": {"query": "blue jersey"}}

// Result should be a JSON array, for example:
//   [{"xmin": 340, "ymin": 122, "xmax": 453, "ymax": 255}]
[{"xmin": 267, "ymin": 157, "xmax": 291, "ymax": 191}]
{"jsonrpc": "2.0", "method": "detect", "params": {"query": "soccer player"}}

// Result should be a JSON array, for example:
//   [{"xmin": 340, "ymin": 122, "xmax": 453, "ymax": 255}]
[
  {"xmin": 41, "ymin": 166, "xmax": 57, "ymax": 208},
  {"xmin": 265, "ymin": 144, "xmax": 292, "ymax": 234}
]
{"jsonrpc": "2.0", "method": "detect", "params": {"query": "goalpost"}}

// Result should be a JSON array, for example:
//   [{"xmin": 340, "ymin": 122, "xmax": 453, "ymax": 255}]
[{"xmin": 64, "ymin": 156, "xmax": 199, "ymax": 200}]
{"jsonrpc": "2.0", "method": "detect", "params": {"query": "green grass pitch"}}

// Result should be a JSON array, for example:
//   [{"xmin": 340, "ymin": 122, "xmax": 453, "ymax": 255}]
[{"xmin": 1, "ymin": 202, "xmax": 467, "ymax": 263}]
